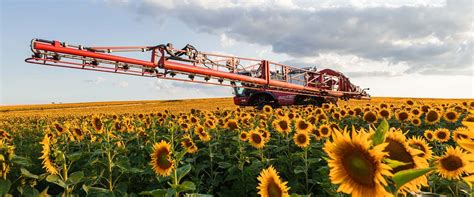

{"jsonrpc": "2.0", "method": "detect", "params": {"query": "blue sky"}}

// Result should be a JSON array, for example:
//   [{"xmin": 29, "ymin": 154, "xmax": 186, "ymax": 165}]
[{"xmin": 1, "ymin": 0, "xmax": 473, "ymax": 105}]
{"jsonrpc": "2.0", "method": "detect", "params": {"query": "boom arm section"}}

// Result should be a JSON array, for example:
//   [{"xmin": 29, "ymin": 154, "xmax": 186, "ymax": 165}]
[{"xmin": 25, "ymin": 38, "xmax": 370, "ymax": 100}]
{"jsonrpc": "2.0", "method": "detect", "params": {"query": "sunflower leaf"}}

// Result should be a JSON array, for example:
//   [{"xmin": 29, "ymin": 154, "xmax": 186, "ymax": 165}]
[
  {"xmin": 12, "ymin": 156, "xmax": 32, "ymax": 167},
  {"xmin": 373, "ymin": 119, "xmax": 389, "ymax": 146},
  {"xmin": 0, "ymin": 179, "xmax": 11, "ymax": 196},
  {"xmin": 183, "ymin": 193, "xmax": 213, "ymax": 197},
  {"xmin": 67, "ymin": 171, "xmax": 84, "ymax": 185},
  {"xmin": 67, "ymin": 152, "xmax": 82, "ymax": 163},
  {"xmin": 393, "ymin": 167, "xmax": 434, "ymax": 191},
  {"xmin": 383, "ymin": 158, "xmax": 411, "ymax": 169},
  {"xmin": 174, "ymin": 181, "xmax": 196, "ymax": 193},
  {"xmin": 176, "ymin": 164, "xmax": 192, "ymax": 183},
  {"xmin": 46, "ymin": 174, "xmax": 66, "ymax": 188},
  {"xmin": 20, "ymin": 168, "xmax": 39, "ymax": 179},
  {"xmin": 139, "ymin": 189, "xmax": 169, "ymax": 197}
]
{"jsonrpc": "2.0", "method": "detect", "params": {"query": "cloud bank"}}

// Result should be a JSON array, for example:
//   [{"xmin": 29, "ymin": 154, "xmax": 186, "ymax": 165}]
[{"xmin": 117, "ymin": 0, "xmax": 473, "ymax": 77}]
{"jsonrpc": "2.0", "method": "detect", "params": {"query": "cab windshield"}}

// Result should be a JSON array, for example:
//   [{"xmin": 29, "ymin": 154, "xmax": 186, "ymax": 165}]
[{"xmin": 233, "ymin": 82, "xmax": 245, "ymax": 97}]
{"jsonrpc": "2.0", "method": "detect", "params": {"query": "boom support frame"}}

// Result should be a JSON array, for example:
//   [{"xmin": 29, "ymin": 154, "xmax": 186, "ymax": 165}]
[{"xmin": 25, "ymin": 38, "xmax": 370, "ymax": 100}]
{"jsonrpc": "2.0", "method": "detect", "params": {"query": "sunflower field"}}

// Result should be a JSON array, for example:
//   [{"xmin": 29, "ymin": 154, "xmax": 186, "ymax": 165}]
[{"xmin": 1, "ymin": 98, "xmax": 474, "ymax": 197}]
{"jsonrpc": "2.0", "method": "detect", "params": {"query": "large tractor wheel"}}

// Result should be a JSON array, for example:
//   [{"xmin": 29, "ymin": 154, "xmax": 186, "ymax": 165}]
[{"xmin": 251, "ymin": 94, "xmax": 277, "ymax": 110}]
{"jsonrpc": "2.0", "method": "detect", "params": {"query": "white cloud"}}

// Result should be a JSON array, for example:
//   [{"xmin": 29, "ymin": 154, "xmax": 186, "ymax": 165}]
[
  {"xmin": 103, "ymin": 0, "xmax": 472, "ymax": 98},
  {"xmin": 148, "ymin": 79, "xmax": 231, "ymax": 99},
  {"xmin": 84, "ymin": 76, "xmax": 107, "ymax": 84},
  {"xmin": 220, "ymin": 33, "xmax": 236, "ymax": 48},
  {"xmin": 132, "ymin": 0, "xmax": 447, "ymax": 12},
  {"xmin": 131, "ymin": 0, "xmax": 472, "ymax": 76},
  {"xmin": 117, "ymin": 81, "xmax": 129, "ymax": 88},
  {"xmin": 284, "ymin": 53, "xmax": 410, "ymax": 78}
]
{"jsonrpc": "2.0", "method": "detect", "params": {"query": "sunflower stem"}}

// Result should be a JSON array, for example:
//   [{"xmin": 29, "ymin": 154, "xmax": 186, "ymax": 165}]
[
  {"xmin": 304, "ymin": 147, "xmax": 309, "ymax": 194},
  {"xmin": 209, "ymin": 140, "xmax": 214, "ymax": 193},
  {"xmin": 106, "ymin": 127, "xmax": 114, "ymax": 191},
  {"xmin": 170, "ymin": 126, "xmax": 180, "ymax": 197},
  {"xmin": 62, "ymin": 153, "xmax": 70, "ymax": 196}
]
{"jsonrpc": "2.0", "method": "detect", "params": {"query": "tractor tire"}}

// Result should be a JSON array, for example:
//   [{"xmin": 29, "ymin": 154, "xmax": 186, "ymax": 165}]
[{"xmin": 252, "ymin": 94, "xmax": 277, "ymax": 110}]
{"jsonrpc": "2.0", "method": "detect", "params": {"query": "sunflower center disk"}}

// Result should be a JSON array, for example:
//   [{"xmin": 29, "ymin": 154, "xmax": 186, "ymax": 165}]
[
  {"xmin": 446, "ymin": 113, "xmax": 456, "ymax": 120},
  {"xmin": 158, "ymin": 151, "xmax": 172, "ymax": 168},
  {"xmin": 298, "ymin": 122, "xmax": 309, "ymax": 130},
  {"xmin": 278, "ymin": 122, "xmax": 288, "ymax": 130},
  {"xmin": 267, "ymin": 179, "xmax": 283, "ymax": 197},
  {"xmin": 437, "ymin": 132, "xmax": 447, "ymax": 140},
  {"xmin": 411, "ymin": 143, "xmax": 426, "ymax": 157},
  {"xmin": 385, "ymin": 139, "xmax": 414, "ymax": 172},
  {"xmin": 297, "ymin": 135, "xmax": 307, "ymax": 143},
  {"xmin": 441, "ymin": 155, "xmax": 463, "ymax": 171},
  {"xmin": 342, "ymin": 151, "xmax": 375, "ymax": 186},
  {"xmin": 252, "ymin": 134, "xmax": 262, "ymax": 143}
]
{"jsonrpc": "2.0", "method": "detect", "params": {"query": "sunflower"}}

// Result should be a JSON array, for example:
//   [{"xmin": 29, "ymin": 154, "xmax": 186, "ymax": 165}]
[
  {"xmin": 240, "ymin": 131, "xmax": 249, "ymax": 141},
  {"xmin": 323, "ymin": 128, "xmax": 392, "ymax": 197},
  {"xmin": 384, "ymin": 129, "xmax": 429, "ymax": 193},
  {"xmin": 39, "ymin": 135, "xmax": 59, "ymax": 175},
  {"xmin": 189, "ymin": 116, "xmax": 199, "ymax": 125},
  {"xmin": 257, "ymin": 114, "xmax": 268, "ymax": 121},
  {"xmin": 241, "ymin": 116, "xmax": 252, "ymax": 128},
  {"xmin": 436, "ymin": 146, "xmax": 474, "ymax": 180},
  {"xmin": 295, "ymin": 119, "xmax": 312, "ymax": 133},
  {"xmin": 306, "ymin": 115, "xmax": 317, "ymax": 125},
  {"xmin": 354, "ymin": 107, "xmax": 362, "ymax": 115},
  {"xmin": 310, "ymin": 127, "xmax": 322, "ymax": 140},
  {"xmin": 332, "ymin": 112, "xmax": 341, "ymax": 121},
  {"xmin": 204, "ymin": 119, "xmax": 217, "ymax": 129},
  {"xmin": 319, "ymin": 124, "xmax": 332, "ymax": 138},
  {"xmin": 317, "ymin": 113, "xmax": 327, "ymax": 122},
  {"xmin": 425, "ymin": 110, "xmax": 440, "ymax": 125},
  {"xmin": 256, "ymin": 166, "xmax": 290, "ymax": 197},
  {"xmin": 91, "ymin": 115, "xmax": 104, "ymax": 133},
  {"xmin": 462, "ymin": 115, "xmax": 474, "ymax": 130},
  {"xmin": 224, "ymin": 119, "xmax": 239, "ymax": 131},
  {"xmin": 272, "ymin": 118, "xmax": 291, "ymax": 136},
  {"xmin": 406, "ymin": 99, "xmax": 415, "ymax": 106},
  {"xmin": 424, "ymin": 130, "xmax": 435, "ymax": 141},
  {"xmin": 419, "ymin": 105, "xmax": 430, "ymax": 113},
  {"xmin": 150, "ymin": 140, "xmax": 175, "ymax": 177},
  {"xmin": 378, "ymin": 109, "xmax": 391, "ymax": 119},
  {"xmin": 194, "ymin": 125, "xmax": 211, "ymax": 142},
  {"xmin": 249, "ymin": 130, "xmax": 265, "ymax": 149},
  {"xmin": 347, "ymin": 110, "xmax": 355, "ymax": 117},
  {"xmin": 339, "ymin": 109, "xmax": 347, "ymax": 117},
  {"xmin": 180, "ymin": 122, "xmax": 190, "ymax": 132},
  {"xmin": 259, "ymin": 120, "xmax": 268, "ymax": 128},
  {"xmin": 410, "ymin": 108, "xmax": 422, "ymax": 117},
  {"xmin": 0, "ymin": 140, "xmax": 14, "ymax": 178},
  {"xmin": 275, "ymin": 109, "xmax": 286, "ymax": 118},
  {"xmin": 180, "ymin": 135, "xmax": 198, "ymax": 154},
  {"xmin": 395, "ymin": 111, "xmax": 410, "ymax": 122},
  {"xmin": 52, "ymin": 121, "xmax": 65, "ymax": 134},
  {"xmin": 71, "ymin": 127, "xmax": 85, "ymax": 142},
  {"xmin": 443, "ymin": 110, "xmax": 459, "ymax": 123},
  {"xmin": 363, "ymin": 111, "xmax": 378, "ymax": 124},
  {"xmin": 0, "ymin": 130, "xmax": 12, "ymax": 141},
  {"xmin": 256, "ymin": 127, "xmax": 271, "ymax": 142},
  {"xmin": 453, "ymin": 127, "xmax": 472, "ymax": 142},
  {"xmin": 434, "ymin": 128, "xmax": 450, "ymax": 142},
  {"xmin": 113, "ymin": 121, "xmax": 125, "ymax": 133},
  {"xmin": 411, "ymin": 117, "xmax": 422, "ymax": 126},
  {"xmin": 408, "ymin": 136, "xmax": 433, "ymax": 160},
  {"xmin": 293, "ymin": 130, "xmax": 310, "ymax": 148},
  {"xmin": 263, "ymin": 105, "xmax": 273, "ymax": 114}
]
